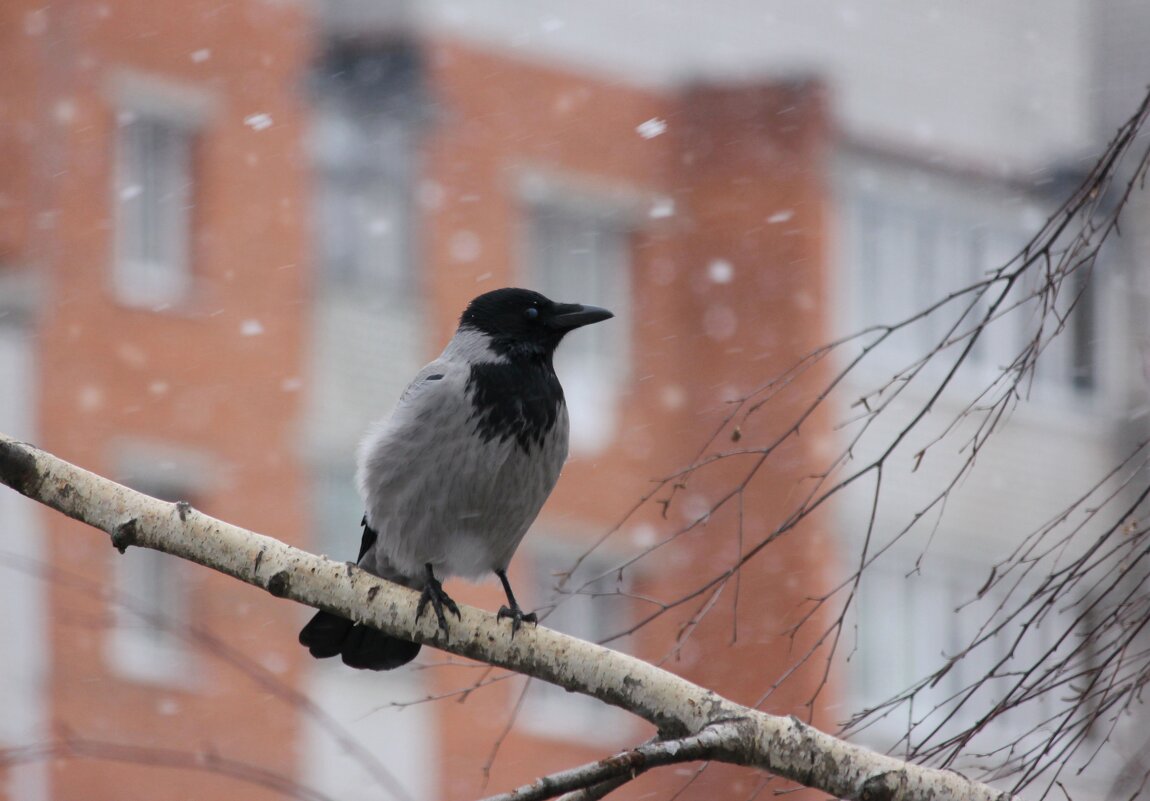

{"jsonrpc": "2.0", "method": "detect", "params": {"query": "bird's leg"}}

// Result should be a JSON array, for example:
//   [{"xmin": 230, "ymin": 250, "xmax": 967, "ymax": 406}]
[
  {"xmin": 416, "ymin": 563, "xmax": 461, "ymax": 631},
  {"xmin": 495, "ymin": 569, "xmax": 537, "ymax": 635}
]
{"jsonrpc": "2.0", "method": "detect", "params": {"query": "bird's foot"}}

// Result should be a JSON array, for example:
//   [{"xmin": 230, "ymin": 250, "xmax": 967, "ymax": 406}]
[
  {"xmin": 494, "ymin": 568, "xmax": 536, "ymax": 637},
  {"xmin": 497, "ymin": 604, "xmax": 538, "ymax": 636},
  {"xmin": 416, "ymin": 565, "xmax": 461, "ymax": 632}
]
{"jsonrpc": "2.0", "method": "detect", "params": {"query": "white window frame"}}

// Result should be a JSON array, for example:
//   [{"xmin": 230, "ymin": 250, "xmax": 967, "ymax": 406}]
[
  {"xmin": 312, "ymin": 105, "xmax": 416, "ymax": 301},
  {"xmin": 105, "ymin": 441, "xmax": 216, "ymax": 686},
  {"xmin": 835, "ymin": 154, "xmax": 1106, "ymax": 411},
  {"xmin": 0, "ymin": 286, "xmax": 49, "ymax": 801},
  {"xmin": 106, "ymin": 71, "xmax": 214, "ymax": 310},
  {"xmin": 302, "ymin": 663, "xmax": 437, "ymax": 801},
  {"xmin": 309, "ymin": 42, "xmax": 421, "ymax": 306},
  {"xmin": 518, "ymin": 171, "xmax": 638, "ymax": 455},
  {"xmin": 302, "ymin": 45, "xmax": 427, "ymax": 466},
  {"xmin": 517, "ymin": 538, "xmax": 637, "ymax": 744},
  {"xmin": 304, "ymin": 457, "xmax": 437, "ymax": 800},
  {"xmin": 109, "ymin": 544, "xmax": 192, "ymax": 685},
  {"xmin": 848, "ymin": 546, "xmax": 1068, "ymax": 755}
]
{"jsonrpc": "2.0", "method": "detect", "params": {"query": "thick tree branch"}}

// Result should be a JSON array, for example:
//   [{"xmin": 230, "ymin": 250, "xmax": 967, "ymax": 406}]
[{"xmin": 0, "ymin": 432, "xmax": 1015, "ymax": 801}]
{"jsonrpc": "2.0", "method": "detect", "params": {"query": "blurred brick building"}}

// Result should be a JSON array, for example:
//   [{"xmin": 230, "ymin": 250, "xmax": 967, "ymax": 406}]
[
  {"xmin": 7, "ymin": 0, "xmax": 1150, "ymax": 798},
  {"xmin": 0, "ymin": 0, "xmax": 315, "ymax": 798},
  {"xmin": 0, "ymin": 1, "xmax": 840, "ymax": 800}
]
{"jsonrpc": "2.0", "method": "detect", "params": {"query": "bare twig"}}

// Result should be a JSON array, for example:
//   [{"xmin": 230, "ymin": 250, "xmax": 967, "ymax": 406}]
[
  {"xmin": 477, "ymin": 727, "xmax": 727, "ymax": 801},
  {"xmin": 1, "ymin": 730, "xmax": 338, "ymax": 801}
]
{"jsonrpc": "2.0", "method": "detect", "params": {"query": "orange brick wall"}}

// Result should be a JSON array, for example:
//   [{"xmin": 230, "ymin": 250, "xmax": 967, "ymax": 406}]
[{"xmin": 1, "ymin": 1, "xmax": 316, "ymax": 798}]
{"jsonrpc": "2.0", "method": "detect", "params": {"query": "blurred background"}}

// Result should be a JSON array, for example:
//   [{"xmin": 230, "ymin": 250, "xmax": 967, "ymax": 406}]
[{"xmin": 2, "ymin": 1, "xmax": 1149, "ymax": 799}]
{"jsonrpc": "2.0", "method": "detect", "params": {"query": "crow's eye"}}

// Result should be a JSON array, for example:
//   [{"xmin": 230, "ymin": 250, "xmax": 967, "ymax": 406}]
[{"xmin": 524, "ymin": 306, "xmax": 540, "ymax": 321}]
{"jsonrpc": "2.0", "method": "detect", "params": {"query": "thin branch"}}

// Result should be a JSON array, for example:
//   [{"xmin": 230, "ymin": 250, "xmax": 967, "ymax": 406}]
[
  {"xmin": 477, "ymin": 727, "xmax": 729, "ymax": 801},
  {"xmin": 0, "ymin": 731, "xmax": 338, "ymax": 801}
]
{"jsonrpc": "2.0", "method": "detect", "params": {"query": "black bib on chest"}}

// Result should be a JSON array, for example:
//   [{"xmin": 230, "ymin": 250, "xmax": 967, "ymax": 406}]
[{"xmin": 467, "ymin": 357, "xmax": 564, "ymax": 454}]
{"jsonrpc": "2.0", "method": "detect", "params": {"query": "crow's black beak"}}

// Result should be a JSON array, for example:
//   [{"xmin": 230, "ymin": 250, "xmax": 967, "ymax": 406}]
[{"xmin": 549, "ymin": 303, "xmax": 614, "ymax": 330}]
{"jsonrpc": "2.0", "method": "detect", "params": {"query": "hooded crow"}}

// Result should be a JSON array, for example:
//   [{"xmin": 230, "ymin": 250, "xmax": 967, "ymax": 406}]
[{"xmin": 299, "ymin": 287, "xmax": 613, "ymax": 670}]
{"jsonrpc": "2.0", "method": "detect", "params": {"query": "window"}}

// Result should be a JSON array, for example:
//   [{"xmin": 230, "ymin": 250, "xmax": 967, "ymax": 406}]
[
  {"xmin": 1021, "ymin": 260, "xmax": 1098, "ymax": 393},
  {"xmin": 518, "ymin": 545, "xmax": 635, "ymax": 742},
  {"xmin": 527, "ymin": 201, "xmax": 631, "ymax": 454},
  {"xmin": 303, "ymin": 41, "xmax": 427, "ymax": 468},
  {"xmin": 848, "ymin": 193, "xmax": 1028, "ymax": 365},
  {"xmin": 303, "ymin": 666, "xmax": 436, "ymax": 801},
  {"xmin": 839, "ymin": 160, "xmax": 1097, "ymax": 401},
  {"xmin": 110, "ymin": 544, "xmax": 191, "ymax": 684},
  {"xmin": 312, "ymin": 41, "xmax": 420, "ymax": 301},
  {"xmin": 850, "ymin": 551, "xmax": 1063, "ymax": 754},
  {"xmin": 106, "ymin": 444, "xmax": 213, "ymax": 685},
  {"xmin": 0, "ymin": 304, "xmax": 49, "ymax": 800},
  {"xmin": 311, "ymin": 466, "xmax": 365, "ymax": 559},
  {"xmin": 303, "ymin": 464, "xmax": 437, "ymax": 801},
  {"xmin": 113, "ymin": 111, "xmax": 196, "ymax": 308}
]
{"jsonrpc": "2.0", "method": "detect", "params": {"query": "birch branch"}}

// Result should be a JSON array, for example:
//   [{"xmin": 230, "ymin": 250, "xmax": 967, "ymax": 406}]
[
  {"xmin": 0, "ymin": 433, "xmax": 1015, "ymax": 801},
  {"xmin": 477, "ymin": 729, "xmax": 723, "ymax": 801}
]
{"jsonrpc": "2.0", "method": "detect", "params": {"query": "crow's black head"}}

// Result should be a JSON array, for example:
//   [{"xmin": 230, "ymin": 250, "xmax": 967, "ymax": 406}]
[{"xmin": 459, "ymin": 288, "xmax": 613, "ymax": 356}]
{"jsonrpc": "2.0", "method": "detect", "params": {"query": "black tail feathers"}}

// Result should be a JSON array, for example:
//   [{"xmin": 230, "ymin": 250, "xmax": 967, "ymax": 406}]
[{"xmin": 299, "ymin": 610, "xmax": 421, "ymax": 671}]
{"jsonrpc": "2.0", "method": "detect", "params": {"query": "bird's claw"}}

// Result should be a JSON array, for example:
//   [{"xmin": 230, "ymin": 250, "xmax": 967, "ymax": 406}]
[
  {"xmin": 417, "ymin": 575, "xmax": 461, "ymax": 632},
  {"xmin": 497, "ymin": 605, "xmax": 538, "ymax": 636}
]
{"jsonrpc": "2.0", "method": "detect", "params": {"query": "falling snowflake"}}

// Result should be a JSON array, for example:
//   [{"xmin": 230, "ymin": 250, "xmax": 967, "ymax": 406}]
[
  {"xmin": 649, "ymin": 197, "xmax": 675, "ymax": 219},
  {"xmin": 707, "ymin": 259, "xmax": 734, "ymax": 284},
  {"xmin": 630, "ymin": 523, "xmax": 658, "ymax": 548},
  {"xmin": 636, "ymin": 118, "xmax": 667, "ymax": 139},
  {"xmin": 243, "ymin": 113, "xmax": 273, "ymax": 132}
]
